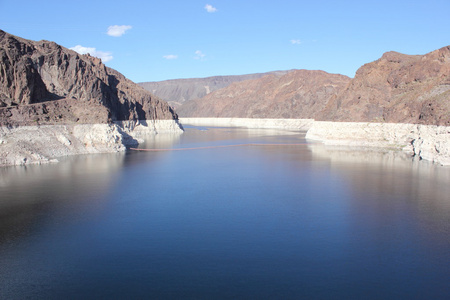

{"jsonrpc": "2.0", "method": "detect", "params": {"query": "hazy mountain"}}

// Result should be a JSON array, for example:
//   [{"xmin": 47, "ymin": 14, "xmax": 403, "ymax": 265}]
[
  {"xmin": 138, "ymin": 70, "xmax": 293, "ymax": 108},
  {"xmin": 177, "ymin": 70, "xmax": 351, "ymax": 119}
]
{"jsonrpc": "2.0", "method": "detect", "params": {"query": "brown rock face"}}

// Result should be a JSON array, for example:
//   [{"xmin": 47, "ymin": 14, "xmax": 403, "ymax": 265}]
[
  {"xmin": 177, "ymin": 47, "xmax": 449, "ymax": 126},
  {"xmin": 0, "ymin": 30, "xmax": 177, "ymax": 126},
  {"xmin": 177, "ymin": 70, "xmax": 351, "ymax": 118},
  {"xmin": 138, "ymin": 70, "xmax": 293, "ymax": 109},
  {"xmin": 317, "ymin": 46, "xmax": 450, "ymax": 125}
]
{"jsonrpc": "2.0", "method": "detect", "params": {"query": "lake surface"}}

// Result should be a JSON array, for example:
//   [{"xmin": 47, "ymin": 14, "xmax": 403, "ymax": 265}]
[{"xmin": 1, "ymin": 126, "xmax": 449, "ymax": 299}]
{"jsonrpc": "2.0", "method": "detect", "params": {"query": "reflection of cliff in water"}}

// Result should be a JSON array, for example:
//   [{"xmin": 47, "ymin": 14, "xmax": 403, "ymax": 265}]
[
  {"xmin": 0, "ymin": 153, "xmax": 126, "ymax": 245},
  {"xmin": 308, "ymin": 143, "xmax": 417, "ymax": 167},
  {"xmin": 137, "ymin": 131, "xmax": 183, "ymax": 149},
  {"xmin": 307, "ymin": 143, "xmax": 450, "ymax": 241},
  {"xmin": 307, "ymin": 143, "xmax": 450, "ymax": 183}
]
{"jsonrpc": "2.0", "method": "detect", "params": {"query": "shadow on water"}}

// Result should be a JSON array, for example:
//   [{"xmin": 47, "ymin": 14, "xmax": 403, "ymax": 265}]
[{"xmin": 0, "ymin": 152, "xmax": 127, "ymax": 244}]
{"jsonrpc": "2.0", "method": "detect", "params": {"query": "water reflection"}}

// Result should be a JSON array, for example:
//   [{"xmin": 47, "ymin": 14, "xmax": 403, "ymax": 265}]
[
  {"xmin": 0, "ymin": 127, "xmax": 449, "ymax": 299},
  {"xmin": 137, "ymin": 131, "xmax": 183, "ymax": 149},
  {"xmin": 307, "ymin": 142, "xmax": 450, "ymax": 196},
  {"xmin": 171, "ymin": 126, "xmax": 303, "ymax": 148},
  {"xmin": 0, "ymin": 152, "xmax": 126, "ymax": 244},
  {"xmin": 307, "ymin": 142, "xmax": 450, "ymax": 245}
]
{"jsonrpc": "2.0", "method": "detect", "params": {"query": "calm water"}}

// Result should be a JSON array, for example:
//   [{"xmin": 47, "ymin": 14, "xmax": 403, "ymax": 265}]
[{"xmin": 0, "ymin": 126, "xmax": 449, "ymax": 299}]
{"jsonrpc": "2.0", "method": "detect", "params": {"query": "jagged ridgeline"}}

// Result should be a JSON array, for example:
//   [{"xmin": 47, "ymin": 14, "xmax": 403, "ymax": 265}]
[
  {"xmin": 0, "ymin": 30, "xmax": 178, "ymax": 126},
  {"xmin": 176, "ymin": 46, "xmax": 449, "ymax": 126},
  {"xmin": 138, "ymin": 70, "xmax": 294, "ymax": 109}
]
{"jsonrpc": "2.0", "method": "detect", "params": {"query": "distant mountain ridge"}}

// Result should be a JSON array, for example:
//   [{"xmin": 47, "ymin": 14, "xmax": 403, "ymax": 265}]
[
  {"xmin": 177, "ymin": 70, "xmax": 351, "ymax": 119},
  {"xmin": 138, "ymin": 70, "xmax": 293, "ymax": 108},
  {"xmin": 176, "ymin": 46, "xmax": 450, "ymax": 126}
]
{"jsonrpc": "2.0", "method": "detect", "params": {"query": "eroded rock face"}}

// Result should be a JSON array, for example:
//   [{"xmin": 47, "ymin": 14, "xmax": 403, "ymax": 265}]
[
  {"xmin": 176, "ymin": 47, "xmax": 449, "ymax": 126},
  {"xmin": 0, "ymin": 30, "xmax": 178, "ymax": 126},
  {"xmin": 177, "ymin": 70, "xmax": 351, "ymax": 118},
  {"xmin": 0, "ymin": 124, "xmax": 126, "ymax": 166},
  {"xmin": 305, "ymin": 121, "xmax": 450, "ymax": 165},
  {"xmin": 138, "ymin": 70, "xmax": 293, "ymax": 108},
  {"xmin": 317, "ymin": 47, "xmax": 450, "ymax": 125}
]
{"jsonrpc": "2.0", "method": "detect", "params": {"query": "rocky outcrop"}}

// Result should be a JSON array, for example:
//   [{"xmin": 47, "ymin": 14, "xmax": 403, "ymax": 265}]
[
  {"xmin": 306, "ymin": 121, "xmax": 450, "ymax": 165},
  {"xmin": 0, "ymin": 30, "xmax": 179, "ymax": 126},
  {"xmin": 138, "ymin": 71, "xmax": 292, "ymax": 108},
  {"xmin": 177, "ymin": 70, "xmax": 351, "ymax": 118},
  {"xmin": 0, "ymin": 120, "xmax": 183, "ymax": 166},
  {"xmin": 0, "ymin": 30, "xmax": 184, "ymax": 166},
  {"xmin": 317, "ymin": 46, "xmax": 450, "ymax": 125},
  {"xmin": 0, "ymin": 124, "xmax": 125, "ymax": 166}
]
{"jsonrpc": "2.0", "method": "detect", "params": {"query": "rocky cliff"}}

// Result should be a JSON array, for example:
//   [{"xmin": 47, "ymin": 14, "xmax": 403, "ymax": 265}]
[
  {"xmin": 177, "ymin": 70, "xmax": 351, "ymax": 118},
  {"xmin": 138, "ymin": 70, "xmax": 292, "ymax": 108},
  {"xmin": 0, "ymin": 30, "xmax": 178, "ymax": 126},
  {"xmin": 0, "ymin": 30, "xmax": 184, "ymax": 166},
  {"xmin": 317, "ymin": 46, "xmax": 450, "ymax": 125},
  {"xmin": 176, "ymin": 47, "xmax": 449, "ymax": 126}
]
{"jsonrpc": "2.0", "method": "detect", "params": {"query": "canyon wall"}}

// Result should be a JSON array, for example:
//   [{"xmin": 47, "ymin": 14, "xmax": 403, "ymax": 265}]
[
  {"xmin": 0, "ymin": 30, "xmax": 183, "ymax": 166},
  {"xmin": 177, "ymin": 70, "xmax": 351, "ymax": 118},
  {"xmin": 317, "ymin": 46, "xmax": 450, "ymax": 125},
  {"xmin": 176, "ymin": 46, "xmax": 449, "ymax": 165},
  {"xmin": 176, "ymin": 46, "xmax": 449, "ymax": 126},
  {"xmin": 139, "ymin": 70, "xmax": 292, "ymax": 108},
  {"xmin": 306, "ymin": 121, "xmax": 450, "ymax": 166},
  {"xmin": 0, "ymin": 29, "xmax": 179, "ymax": 126}
]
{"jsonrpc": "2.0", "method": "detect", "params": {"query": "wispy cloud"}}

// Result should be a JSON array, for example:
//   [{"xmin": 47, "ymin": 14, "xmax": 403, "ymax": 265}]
[
  {"xmin": 70, "ymin": 45, "xmax": 113, "ymax": 62},
  {"xmin": 205, "ymin": 4, "xmax": 217, "ymax": 13},
  {"xmin": 163, "ymin": 54, "xmax": 178, "ymax": 60},
  {"xmin": 107, "ymin": 25, "xmax": 132, "ymax": 37},
  {"xmin": 194, "ymin": 50, "xmax": 206, "ymax": 60},
  {"xmin": 290, "ymin": 39, "xmax": 301, "ymax": 45}
]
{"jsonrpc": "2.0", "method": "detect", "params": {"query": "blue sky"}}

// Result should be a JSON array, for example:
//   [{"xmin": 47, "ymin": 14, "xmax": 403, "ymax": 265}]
[{"xmin": 1, "ymin": 0, "xmax": 449, "ymax": 82}]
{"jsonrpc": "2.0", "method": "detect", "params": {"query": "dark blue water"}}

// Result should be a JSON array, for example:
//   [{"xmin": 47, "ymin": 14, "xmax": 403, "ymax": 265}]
[{"xmin": 1, "ymin": 126, "xmax": 449, "ymax": 299}]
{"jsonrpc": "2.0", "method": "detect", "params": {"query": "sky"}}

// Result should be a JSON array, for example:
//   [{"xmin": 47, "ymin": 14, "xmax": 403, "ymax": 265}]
[{"xmin": 1, "ymin": 0, "xmax": 449, "ymax": 83}]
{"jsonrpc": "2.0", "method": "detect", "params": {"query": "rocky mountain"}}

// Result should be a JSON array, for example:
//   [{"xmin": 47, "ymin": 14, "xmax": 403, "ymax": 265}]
[
  {"xmin": 177, "ymin": 46, "xmax": 449, "ymax": 126},
  {"xmin": 317, "ymin": 46, "xmax": 450, "ymax": 126},
  {"xmin": 177, "ymin": 70, "xmax": 351, "ymax": 118},
  {"xmin": 138, "ymin": 70, "xmax": 292, "ymax": 108},
  {"xmin": 0, "ymin": 30, "xmax": 178, "ymax": 126}
]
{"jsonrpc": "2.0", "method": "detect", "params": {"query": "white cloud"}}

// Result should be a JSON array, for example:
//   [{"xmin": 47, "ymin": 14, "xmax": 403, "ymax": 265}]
[
  {"xmin": 70, "ymin": 45, "xmax": 113, "ymax": 62},
  {"xmin": 163, "ymin": 54, "xmax": 178, "ymax": 60},
  {"xmin": 107, "ymin": 25, "xmax": 132, "ymax": 37},
  {"xmin": 194, "ymin": 50, "xmax": 206, "ymax": 60},
  {"xmin": 290, "ymin": 39, "xmax": 301, "ymax": 45},
  {"xmin": 205, "ymin": 4, "xmax": 217, "ymax": 13}
]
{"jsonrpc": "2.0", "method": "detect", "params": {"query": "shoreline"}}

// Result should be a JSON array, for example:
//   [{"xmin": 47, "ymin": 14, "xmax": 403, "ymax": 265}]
[
  {"xmin": 0, "ymin": 120, "xmax": 183, "ymax": 167},
  {"xmin": 179, "ymin": 118, "xmax": 450, "ymax": 166},
  {"xmin": 179, "ymin": 117, "xmax": 314, "ymax": 130},
  {"xmin": 1, "ymin": 117, "xmax": 449, "ymax": 167}
]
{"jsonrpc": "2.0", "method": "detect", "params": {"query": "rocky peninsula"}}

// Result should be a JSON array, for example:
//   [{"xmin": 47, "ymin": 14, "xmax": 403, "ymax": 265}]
[{"xmin": 0, "ymin": 30, "xmax": 182, "ymax": 166}]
